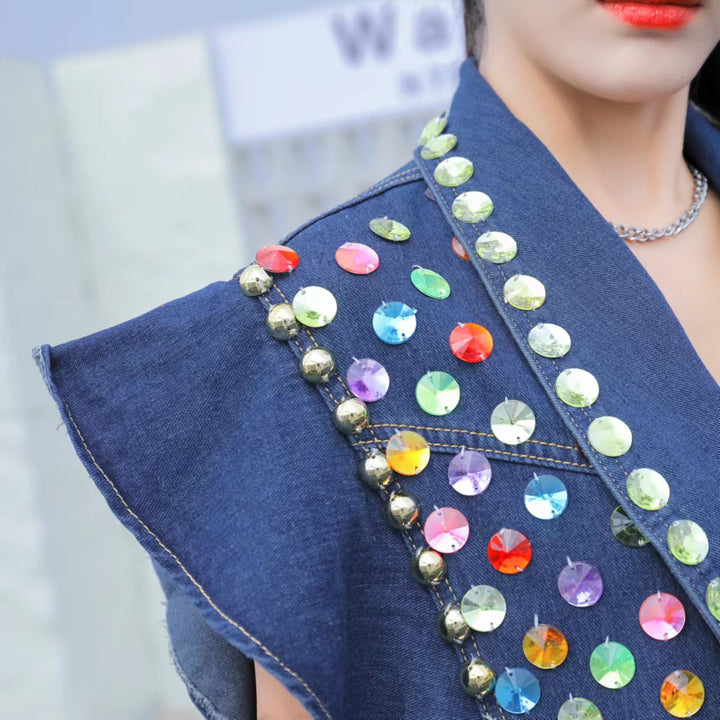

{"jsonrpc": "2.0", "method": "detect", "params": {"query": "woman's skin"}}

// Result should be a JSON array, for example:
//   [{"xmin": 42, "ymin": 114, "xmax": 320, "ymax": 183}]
[
  {"xmin": 254, "ymin": 661, "xmax": 313, "ymax": 720},
  {"xmin": 478, "ymin": 0, "xmax": 720, "ymax": 385},
  {"xmin": 256, "ymin": 1, "xmax": 720, "ymax": 717}
]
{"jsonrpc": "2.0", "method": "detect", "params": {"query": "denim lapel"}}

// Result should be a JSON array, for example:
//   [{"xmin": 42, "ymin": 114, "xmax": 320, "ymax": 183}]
[{"xmin": 415, "ymin": 56, "xmax": 720, "ymax": 642}]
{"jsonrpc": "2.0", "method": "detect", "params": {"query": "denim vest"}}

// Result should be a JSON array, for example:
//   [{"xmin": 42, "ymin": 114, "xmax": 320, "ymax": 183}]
[{"xmin": 31, "ymin": 57, "xmax": 720, "ymax": 720}]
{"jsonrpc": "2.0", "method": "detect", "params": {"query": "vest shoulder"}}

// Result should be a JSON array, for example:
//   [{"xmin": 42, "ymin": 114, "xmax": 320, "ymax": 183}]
[{"xmin": 271, "ymin": 158, "xmax": 427, "ymax": 261}]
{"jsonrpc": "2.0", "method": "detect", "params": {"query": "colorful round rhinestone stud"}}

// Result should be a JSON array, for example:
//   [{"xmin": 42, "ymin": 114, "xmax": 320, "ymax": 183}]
[
  {"xmin": 372, "ymin": 301, "xmax": 417, "ymax": 344},
  {"xmin": 418, "ymin": 111, "xmax": 447, "ymax": 146},
  {"xmin": 587, "ymin": 416, "xmax": 632, "ymax": 457},
  {"xmin": 660, "ymin": 670, "xmax": 705, "ymax": 717},
  {"xmin": 490, "ymin": 398, "xmax": 536, "ymax": 445},
  {"xmin": 528, "ymin": 322, "xmax": 572, "ymax": 359},
  {"xmin": 555, "ymin": 368, "xmax": 600, "ymax": 408},
  {"xmin": 626, "ymin": 468, "xmax": 670, "ymax": 511},
  {"xmin": 420, "ymin": 132, "xmax": 457, "ymax": 159},
  {"xmin": 589, "ymin": 640, "xmax": 636, "ymax": 689},
  {"xmin": 335, "ymin": 242, "xmax": 379, "ymax": 274},
  {"xmin": 667, "ymin": 519, "xmax": 709, "ymax": 565},
  {"xmin": 415, "ymin": 371, "xmax": 460, "ymax": 416},
  {"xmin": 610, "ymin": 506, "xmax": 650, "ymax": 548},
  {"xmin": 434, "ymin": 156, "xmax": 474, "ymax": 187},
  {"xmin": 452, "ymin": 190, "xmax": 494, "ymax": 223},
  {"xmin": 475, "ymin": 230, "xmax": 516, "ymax": 264},
  {"xmin": 292, "ymin": 286, "xmax": 337, "ymax": 327},
  {"xmin": 494, "ymin": 667, "xmax": 541, "ymax": 714},
  {"xmin": 346, "ymin": 357, "xmax": 389, "ymax": 402},
  {"xmin": 256, "ymin": 244, "xmax": 299, "ymax": 273},
  {"xmin": 639, "ymin": 592, "xmax": 686, "ymax": 641},
  {"xmin": 503, "ymin": 274, "xmax": 546, "ymax": 310},
  {"xmin": 449, "ymin": 322, "xmax": 493, "ymax": 362},
  {"xmin": 410, "ymin": 266, "xmax": 451, "ymax": 299},
  {"xmin": 385, "ymin": 430, "xmax": 430, "ymax": 476},
  {"xmin": 707, "ymin": 577, "xmax": 720, "ymax": 621},
  {"xmin": 368, "ymin": 217, "xmax": 410, "ymax": 242},
  {"xmin": 448, "ymin": 448, "xmax": 492, "ymax": 496},
  {"xmin": 460, "ymin": 585, "xmax": 507, "ymax": 632},
  {"xmin": 424, "ymin": 506, "xmax": 470, "ymax": 553},
  {"xmin": 523, "ymin": 620, "xmax": 569, "ymax": 669},
  {"xmin": 558, "ymin": 697, "xmax": 603, "ymax": 720},
  {"xmin": 451, "ymin": 235, "xmax": 470, "ymax": 260},
  {"xmin": 488, "ymin": 529, "xmax": 532, "ymax": 574},
  {"xmin": 524, "ymin": 473, "xmax": 568, "ymax": 520},
  {"xmin": 558, "ymin": 559, "xmax": 604, "ymax": 607}
]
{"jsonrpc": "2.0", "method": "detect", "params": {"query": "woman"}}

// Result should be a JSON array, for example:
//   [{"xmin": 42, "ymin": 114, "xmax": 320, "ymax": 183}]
[{"xmin": 32, "ymin": 1, "xmax": 720, "ymax": 719}]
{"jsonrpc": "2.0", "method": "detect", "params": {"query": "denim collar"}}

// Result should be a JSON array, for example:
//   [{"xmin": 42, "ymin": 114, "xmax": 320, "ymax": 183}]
[{"xmin": 414, "ymin": 56, "xmax": 720, "ymax": 642}]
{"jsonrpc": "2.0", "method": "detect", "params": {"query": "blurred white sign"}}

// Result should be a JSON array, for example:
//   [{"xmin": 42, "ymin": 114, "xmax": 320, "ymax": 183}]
[{"xmin": 213, "ymin": 0, "xmax": 464, "ymax": 143}]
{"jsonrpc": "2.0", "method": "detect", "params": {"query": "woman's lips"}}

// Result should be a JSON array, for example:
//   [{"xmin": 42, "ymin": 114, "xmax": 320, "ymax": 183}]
[
  {"xmin": 598, "ymin": 0, "xmax": 700, "ymax": 5},
  {"xmin": 597, "ymin": 1, "xmax": 701, "ymax": 29}
]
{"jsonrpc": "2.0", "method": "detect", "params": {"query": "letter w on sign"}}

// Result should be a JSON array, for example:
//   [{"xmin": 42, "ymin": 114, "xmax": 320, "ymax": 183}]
[{"xmin": 330, "ymin": 6, "xmax": 396, "ymax": 64}]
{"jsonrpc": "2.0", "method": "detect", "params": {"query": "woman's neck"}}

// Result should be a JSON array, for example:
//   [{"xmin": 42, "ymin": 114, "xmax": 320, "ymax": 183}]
[{"xmin": 476, "ymin": 51, "xmax": 694, "ymax": 230}]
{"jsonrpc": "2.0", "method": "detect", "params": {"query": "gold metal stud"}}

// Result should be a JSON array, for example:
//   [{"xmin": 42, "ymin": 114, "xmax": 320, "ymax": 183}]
[
  {"xmin": 383, "ymin": 489, "xmax": 421, "ymax": 529},
  {"xmin": 410, "ymin": 545, "xmax": 447, "ymax": 586},
  {"xmin": 437, "ymin": 603, "xmax": 471, "ymax": 645},
  {"xmin": 298, "ymin": 346, "xmax": 336, "ymax": 384},
  {"xmin": 459, "ymin": 657, "xmax": 497, "ymax": 697},
  {"xmin": 357, "ymin": 448, "xmax": 394, "ymax": 489},
  {"xmin": 266, "ymin": 302, "xmax": 299, "ymax": 340},
  {"xmin": 332, "ymin": 396, "xmax": 369, "ymax": 434},
  {"xmin": 238, "ymin": 264, "xmax": 273, "ymax": 296}
]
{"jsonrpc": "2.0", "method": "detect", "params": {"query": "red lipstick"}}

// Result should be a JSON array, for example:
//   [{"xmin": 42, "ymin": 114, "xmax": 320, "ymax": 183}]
[{"xmin": 598, "ymin": 1, "xmax": 701, "ymax": 29}]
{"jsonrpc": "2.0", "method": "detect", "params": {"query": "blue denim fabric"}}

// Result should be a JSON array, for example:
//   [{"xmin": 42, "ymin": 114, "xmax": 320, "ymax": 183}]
[
  {"xmin": 31, "ymin": 56, "xmax": 720, "ymax": 720},
  {"xmin": 154, "ymin": 560, "xmax": 255, "ymax": 720}
]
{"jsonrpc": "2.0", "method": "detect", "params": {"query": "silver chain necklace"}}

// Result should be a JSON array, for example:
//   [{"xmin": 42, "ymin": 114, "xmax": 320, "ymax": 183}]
[{"xmin": 612, "ymin": 163, "xmax": 708, "ymax": 242}]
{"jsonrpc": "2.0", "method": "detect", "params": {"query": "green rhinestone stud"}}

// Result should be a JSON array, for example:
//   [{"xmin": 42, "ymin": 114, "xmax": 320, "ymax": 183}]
[
  {"xmin": 369, "ymin": 216, "xmax": 411, "ymax": 242},
  {"xmin": 421, "ymin": 133, "xmax": 457, "ymax": 159},
  {"xmin": 587, "ymin": 416, "xmax": 632, "ymax": 457},
  {"xmin": 434, "ymin": 156, "xmax": 474, "ymax": 187},
  {"xmin": 667, "ymin": 519, "xmax": 709, "ymax": 565},
  {"xmin": 589, "ymin": 640, "xmax": 636, "ymax": 689},
  {"xmin": 626, "ymin": 468, "xmax": 670, "ymax": 511},
  {"xmin": 503, "ymin": 274, "xmax": 546, "ymax": 310},
  {"xmin": 410, "ymin": 266, "xmax": 451, "ymax": 299},
  {"xmin": 417, "ymin": 110, "xmax": 448, "ymax": 146}
]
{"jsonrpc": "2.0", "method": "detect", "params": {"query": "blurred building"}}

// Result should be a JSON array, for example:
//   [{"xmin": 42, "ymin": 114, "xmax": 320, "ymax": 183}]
[{"xmin": 1, "ymin": 1, "xmax": 463, "ymax": 717}]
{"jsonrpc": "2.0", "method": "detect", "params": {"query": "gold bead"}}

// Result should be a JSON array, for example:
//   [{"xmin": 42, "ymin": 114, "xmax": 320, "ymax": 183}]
[
  {"xmin": 383, "ymin": 489, "xmax": 420, "ymax": 529},
  {"xmin": 238, "ymin": 264, "xmax": 273, "ymax": 296},
  {"xmin": 357, "ymin": 449, "xmax": 394, "ymax": 489},
  {"xmin": 410, "ymin": 545, "xmax": 446, "ymax": 586},
  {"xmin": 437, "ymin": 603, "xmax": 470, "ymax": 645},
  {"xmin": 459, "ymin": 657, "xmax": 496, "ymax": 697},
  {"xmin": 298, "ymin": 347, "xmax": 335, "ymax": 384},
  {"xmin": 266, "ymin": 303, "xmax": 299, "ymax": 340},
  {"xmin": 332, "ymin": 397, "xmax": 369, "ymax": 435}
]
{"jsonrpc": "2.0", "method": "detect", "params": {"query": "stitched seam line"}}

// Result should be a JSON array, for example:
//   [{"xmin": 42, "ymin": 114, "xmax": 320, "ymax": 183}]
[
  {"xmin": 267, "ymin": 288, "xmax": 584, "ymax": 461},
  {"xmin": 368, "ymin": 423, "xmax": 580, "ymax": 451},
  {"xmin": 351, "ymin": 437, "xmax": 592, "ymax": 468},
  {"xmin": 359, "ymin": 168, "xmax": 423, "ymax": 195},
  {"xmin": 252, "ymin": 164, "xmax": 424, "ymax": 258},
  {"xmin": 60, "ymin": 401, "xmax": 333, "ymax": 720}
]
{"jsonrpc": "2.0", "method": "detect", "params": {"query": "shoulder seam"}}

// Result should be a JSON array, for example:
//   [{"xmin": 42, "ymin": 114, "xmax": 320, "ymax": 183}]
[{"xmin": 279, "ymin": 160, "xmax": 423, "ymax": 248}]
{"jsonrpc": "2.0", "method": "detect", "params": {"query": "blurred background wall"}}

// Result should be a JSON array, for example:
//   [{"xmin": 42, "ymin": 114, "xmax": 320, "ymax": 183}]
[{"xmin": 2, "ymin": 1, "xmax": 463, "ymax": 717}]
